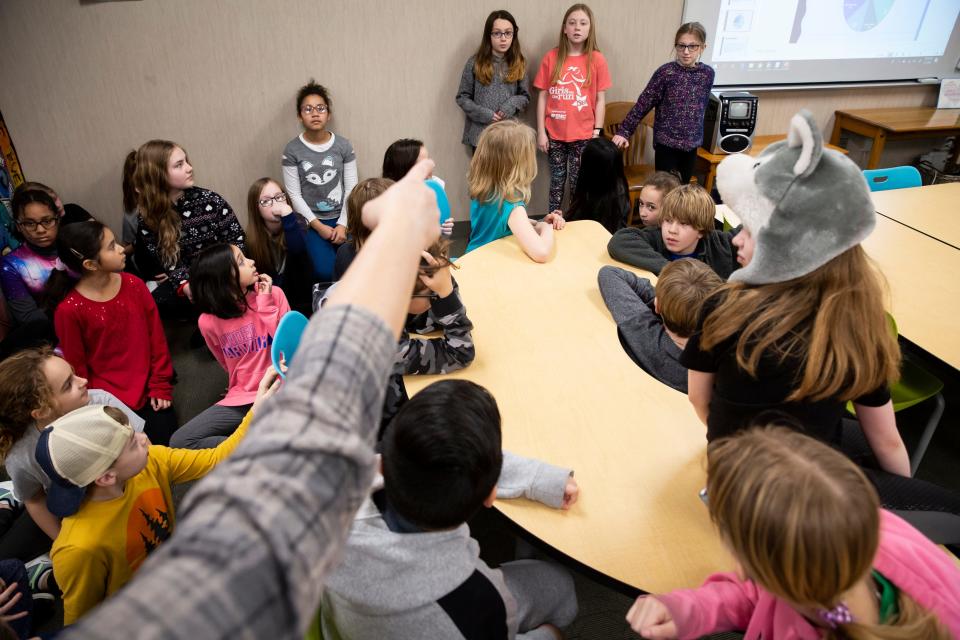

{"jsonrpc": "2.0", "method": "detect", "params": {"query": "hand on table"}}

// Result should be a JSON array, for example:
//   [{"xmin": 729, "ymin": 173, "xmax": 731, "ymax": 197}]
[
  {"xmin": 561, "ymin": 476, "xmax": 579, "ymax": 510},
  {"xmin": 543, "ymin": 211, "xmax": 566, "ymax": 230}
]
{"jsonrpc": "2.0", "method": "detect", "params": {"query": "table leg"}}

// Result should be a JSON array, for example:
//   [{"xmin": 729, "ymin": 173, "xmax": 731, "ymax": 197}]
[
  {"xmin": 830, "ymin": 114, "xmax": 844, "ymax": 147},
  {"xmin": 867, "ymin": 131, "xmax": 887, "ymax": 170},
  {"xmin": 704, "ymin": 163, "xmax": 718, "ymax": 193}
]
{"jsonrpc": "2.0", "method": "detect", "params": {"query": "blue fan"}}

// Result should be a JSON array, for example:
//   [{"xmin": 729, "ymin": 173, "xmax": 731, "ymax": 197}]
[{"xmin": 271, "ymin": 311, "xmax": 309, "ymax": 379}]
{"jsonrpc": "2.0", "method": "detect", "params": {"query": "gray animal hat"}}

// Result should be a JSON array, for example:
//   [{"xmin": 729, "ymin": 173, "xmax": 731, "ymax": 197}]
[{"xmin": 716, "ymin": 110, "xmax": 875, "ymax": 285}]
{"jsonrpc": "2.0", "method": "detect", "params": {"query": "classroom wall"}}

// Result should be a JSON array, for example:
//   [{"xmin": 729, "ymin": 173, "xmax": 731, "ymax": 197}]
[{"xmin": 0, "ymin": 0, "xmax": 940, "ymax": 234}]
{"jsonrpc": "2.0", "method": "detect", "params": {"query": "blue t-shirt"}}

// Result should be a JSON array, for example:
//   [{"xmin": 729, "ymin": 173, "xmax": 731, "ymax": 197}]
[{"xmin": 465, "ymin": 198, "xmax": 524, "ymax": 254}]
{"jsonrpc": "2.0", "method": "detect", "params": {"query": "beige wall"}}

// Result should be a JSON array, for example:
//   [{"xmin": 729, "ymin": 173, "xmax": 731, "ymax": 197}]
[{"xmin": 0, "ymin": 0, "xmax": 939, "ymax": 234}]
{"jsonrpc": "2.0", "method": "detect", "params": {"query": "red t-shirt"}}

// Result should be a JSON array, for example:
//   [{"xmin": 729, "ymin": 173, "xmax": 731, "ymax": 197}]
[
  {"xmin": 534, "ymin": 48, "xmax": 612, "ymax": 142},
  {"xmin": 55, "ymin": 273, "xmax": 173, "ymax": 410}
]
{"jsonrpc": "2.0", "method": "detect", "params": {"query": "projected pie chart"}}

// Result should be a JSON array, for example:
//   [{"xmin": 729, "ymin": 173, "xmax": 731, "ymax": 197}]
[{"xmin": 844, "ymin": 0, "xmax": 895, "ymax": 31}]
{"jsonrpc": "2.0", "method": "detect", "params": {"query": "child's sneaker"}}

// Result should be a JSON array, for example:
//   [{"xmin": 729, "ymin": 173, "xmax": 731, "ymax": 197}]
[
  {"xmin": 0, "ymin": 483, "xmax": 23, "ymax": 512},
  {"xmin": 26, "ymin": 556, "xmax": 57, "ymax": 601}
]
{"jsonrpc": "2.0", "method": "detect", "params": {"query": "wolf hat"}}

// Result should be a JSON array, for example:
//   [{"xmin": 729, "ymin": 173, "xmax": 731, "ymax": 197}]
[{"xmin": 716, "ymin": 110, "xmax": 875, "ymax": 285}]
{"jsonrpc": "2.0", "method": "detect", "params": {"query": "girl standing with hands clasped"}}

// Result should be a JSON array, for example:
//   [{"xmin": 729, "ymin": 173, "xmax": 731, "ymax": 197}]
[
  {"xmin": 47, "ymin": 221, "xmax": 176, "ymax": 444},
  {"xmin": 611, "ymin": 22, "xmax": 714, "ymax": 184},
  {"xmin": 169, "ymin": 244, "xmax": 289, "ymax": 449},
  {"xmin": 465, "ymin": 120, "xmax": 564, "ymax": 262},
  {"xmin": 282, "ymin": 81, "xmax": 357, "ymax": 281},
  {"xmin": 456, "ymin": 10, "xmax": 530, "ymax": 151},
  {"xmin": 627, "ymin": 427, "xmax": 959, "ymax": 639},
  {"xmin": 534, "ymin": 4, "xmax": 611, "ymax": 215}
]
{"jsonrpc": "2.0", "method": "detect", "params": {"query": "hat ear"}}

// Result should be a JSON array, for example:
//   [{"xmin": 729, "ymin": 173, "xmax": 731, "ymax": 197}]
[{"xmin": 786, "ymin": 110, "xmax": 823, "ymax": 179}]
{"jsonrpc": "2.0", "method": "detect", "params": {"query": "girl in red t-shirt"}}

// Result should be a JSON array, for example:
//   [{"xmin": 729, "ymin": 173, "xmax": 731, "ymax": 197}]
[{"xmin": 534, "ymin": 3, "xmax": 612, "ymax": 215}]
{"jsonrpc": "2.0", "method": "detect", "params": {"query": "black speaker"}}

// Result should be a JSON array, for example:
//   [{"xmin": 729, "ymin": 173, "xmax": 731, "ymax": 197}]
[{"xmin": 702, "ymin": 91, "xmax": 758, "ymax": 155}]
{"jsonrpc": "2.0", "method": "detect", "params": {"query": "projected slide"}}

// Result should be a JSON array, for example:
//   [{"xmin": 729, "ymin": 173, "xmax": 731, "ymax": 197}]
[
  {"xmin": 711, "ymin": 0, "xmax": 954, "ymax": 62},
  {"xmin": 844, "ymin": 0, "xmax": 895, "ymax": 32}
]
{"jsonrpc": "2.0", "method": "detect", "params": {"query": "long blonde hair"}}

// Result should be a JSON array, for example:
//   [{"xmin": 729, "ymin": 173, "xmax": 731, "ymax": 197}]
[
  {"xmin": 700, "ymin": 246, "xmax": 900, "ymax": 402},
  {"xmin": 551, "ymin": 4, "xmax": 600, "ymax": 86},
  {"xmin": 468, "ymin": 120, "xmax": 537, "ymax": 204},
  {"xmin": 708, "ymin": 426, "xmax": 948, "ymax": 639},
  {"xmin": 133, "ymin": 140, "xmax": 183, "ymax": 268}
]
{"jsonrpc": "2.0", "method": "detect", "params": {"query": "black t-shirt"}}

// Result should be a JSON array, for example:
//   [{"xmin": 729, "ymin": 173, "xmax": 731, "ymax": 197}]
[{"xmin": 680, "ymin": 297, "xmax": 890, "ymax": 443}]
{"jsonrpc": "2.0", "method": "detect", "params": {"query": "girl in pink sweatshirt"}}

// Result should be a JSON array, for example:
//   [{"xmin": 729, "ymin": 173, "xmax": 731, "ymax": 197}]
[
  {"xmin": 169, "ymin": 243, "xmax": 289, "ymax": 449},
  {"xmin": 627, "ymin": 426, "xmax": 960, "ymax": 640}
]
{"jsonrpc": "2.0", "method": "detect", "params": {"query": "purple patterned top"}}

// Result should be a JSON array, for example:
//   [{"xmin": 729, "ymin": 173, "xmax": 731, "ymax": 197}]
[
  {"xmin": 616, "ymin": 61, "xmax": 715, "ymax": 152},
  {"xmin": 0, "ymin": 241, "xmax": 60, "ymax": 323}
]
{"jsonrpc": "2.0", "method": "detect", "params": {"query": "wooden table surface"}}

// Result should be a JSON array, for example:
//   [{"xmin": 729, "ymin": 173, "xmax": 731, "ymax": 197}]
[
  {"xmin": 718, "ymin": 203, "xmax": 960, "ymax": 370},
  {"xmin": 404, "ymin": 221, "xmax": 731, "ymax": 594},
  {"xmin": 870, "ymin": 182, "xmax": 960, "ymax": 250}
]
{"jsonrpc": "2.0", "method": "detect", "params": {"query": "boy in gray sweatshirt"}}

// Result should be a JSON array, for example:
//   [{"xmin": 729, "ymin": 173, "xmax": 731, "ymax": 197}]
[
  {"xmin": 318, "ymin": 379, "xmax": 579, "ymax": 639},
  {"xmin": 598, "ymin": 259, "xmax": 723, "ymax": 392}
]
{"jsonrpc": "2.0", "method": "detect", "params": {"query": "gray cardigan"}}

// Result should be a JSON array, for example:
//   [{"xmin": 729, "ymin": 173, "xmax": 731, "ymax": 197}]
[{"xmin": 456, "ymin": 54, "xmax": 531, "ymax": 147}]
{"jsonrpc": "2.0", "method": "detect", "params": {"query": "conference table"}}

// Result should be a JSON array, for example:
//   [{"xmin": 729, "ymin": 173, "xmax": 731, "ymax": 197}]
[
  {"xmin": 719, "ymin": 182, "xmax": 960, "ymax": 371},
  {"xmin": 870, "ymin": 182, "xmax": 960, "ymax": 250},
  {"xmin": 404, "ymin": 221, "xmax": 731, "ymax": 595}
]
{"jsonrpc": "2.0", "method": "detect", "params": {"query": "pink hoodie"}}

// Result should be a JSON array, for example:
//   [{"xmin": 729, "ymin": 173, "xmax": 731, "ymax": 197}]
[
  {"xmin": 198, "ymin": 287, "xmax": 290, "ymax": 406},
  {"xmin": 657, "ymin": 510, "xmax": 960, "ymax": 639}
]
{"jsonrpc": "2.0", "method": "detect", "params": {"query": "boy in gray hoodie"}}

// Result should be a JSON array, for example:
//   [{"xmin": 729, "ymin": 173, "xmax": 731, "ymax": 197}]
[{"xmin": 318, "ymin": 379, "xmax": 579, "ymax": 639}]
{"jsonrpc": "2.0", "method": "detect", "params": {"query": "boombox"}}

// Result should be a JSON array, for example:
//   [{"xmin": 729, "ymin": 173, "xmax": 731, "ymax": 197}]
[{"xmin": 702, "ymin": 91, "xmax": 758, "ymax": 154}]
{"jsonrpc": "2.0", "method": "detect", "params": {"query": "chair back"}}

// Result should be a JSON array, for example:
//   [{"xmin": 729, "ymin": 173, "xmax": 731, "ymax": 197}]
[
  {"xmin": 271, "ymin": 310, "xmax": 309, "ymax": 379},
  {"xmin": 863, "ymin": 166, "xmax": 922, "ymax": 192},
  {"xmin": 603, "ymin": 101, "xmax": 652, "ymax": 169}
]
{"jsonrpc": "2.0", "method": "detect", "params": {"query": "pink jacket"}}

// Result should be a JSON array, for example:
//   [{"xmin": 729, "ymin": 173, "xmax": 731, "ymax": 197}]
[
  {"xmin": 198, "ymin": 287, "xmax": 289, "ymax": 406},
  {"xmin": 658, "ymin": 511, "xmax": 960, "ymax": 639}
]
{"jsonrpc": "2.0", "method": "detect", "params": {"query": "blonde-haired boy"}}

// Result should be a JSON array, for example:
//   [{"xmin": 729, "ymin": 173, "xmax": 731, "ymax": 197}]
[
  {"xmin": 598, "ymin": 259, "xmax": 722, "ymax": 392},
  {"xmin": 607, "ymin": 184, "xmax": 741, "ymax": 279}
]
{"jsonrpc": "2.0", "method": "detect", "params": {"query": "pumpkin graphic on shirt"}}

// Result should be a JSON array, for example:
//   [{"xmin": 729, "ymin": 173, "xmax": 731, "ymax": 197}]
[{"xmin": 125, "ymin": 487, "xmax": 171, "ymax": 572}]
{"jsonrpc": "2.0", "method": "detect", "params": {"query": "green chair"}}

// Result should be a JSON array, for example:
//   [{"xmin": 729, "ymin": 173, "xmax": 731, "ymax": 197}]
[{"xmin": 847, "ymin": 314, "xmax": 945, "ymax": 476}]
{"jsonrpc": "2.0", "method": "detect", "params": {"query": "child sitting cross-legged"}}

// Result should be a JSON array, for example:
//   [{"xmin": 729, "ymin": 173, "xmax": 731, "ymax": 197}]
[
  {"xmin": 607, "ymin": 184, "xmax": 739, "ymax": 279},
  {"xmin": 598, "ymin": 259, "xmax": 722, "ymax": 392},
  {"xmin": 37, "ymin": 367, "xmax": 281, "ymax": 624},
  {"xmin": 317, "ymin": 379, "xmax": 580, "ymax": 640}
]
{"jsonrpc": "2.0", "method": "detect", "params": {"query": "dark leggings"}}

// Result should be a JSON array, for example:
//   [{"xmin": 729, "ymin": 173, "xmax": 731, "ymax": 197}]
[
  {"xmin": 547, "ymin": 138, "xmax": 589, "ymax": 212},
  {"xmin": 135, "ymin": 403, "xmax": 179, "ymax": 447},
  {"xmin": 839, "ymin": 419, "xmax": 960, "ymax": 544},
  {"xmin": 654, "ymin": 143, "xmax": 698, "ymax": 184},
  {"xmin": 0, "ymin": 510, "xmax": 51, "ymax": 563}
]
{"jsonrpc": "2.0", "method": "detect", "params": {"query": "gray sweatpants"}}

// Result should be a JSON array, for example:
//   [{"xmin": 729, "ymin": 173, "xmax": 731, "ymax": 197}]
[
  {"xmin": 502, "ymin": 559, "xmax": 578, "ymax": 639},
  {"xmin": 169, "ymin": 403, "xmax": 251, "ymax": 450}
]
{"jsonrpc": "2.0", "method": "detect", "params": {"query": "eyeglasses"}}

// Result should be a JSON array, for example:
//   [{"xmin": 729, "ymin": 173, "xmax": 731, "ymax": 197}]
[
  {"xmin": 258, "ymin": 193, "xmax": 287, "ymax": 208},
  {"xmin": 491, "ymin": 30, "xmax": 514, "ymax": 39},
  {"xmin": 675, "ymin": 43, "xmax": 701, "ymax": 52},
  {"xmin": 300, "ymin": 104, "xmax": 328, "ymax": 115},
  {"xmin": 18, "ymin": 217, "xmax": 58, "ymax": 231}
]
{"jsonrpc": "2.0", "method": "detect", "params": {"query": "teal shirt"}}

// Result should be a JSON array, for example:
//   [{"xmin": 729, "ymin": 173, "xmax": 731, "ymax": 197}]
[{"xmin": 465, "ymin": 198, "xmax": 524, "ymax": 254}]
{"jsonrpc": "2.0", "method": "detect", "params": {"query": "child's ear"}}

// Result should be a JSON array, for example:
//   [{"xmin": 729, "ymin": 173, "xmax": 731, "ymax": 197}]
[
  {"xmin": 483, "ymin": 485, "xmax": 497, "ymax": 508},
  {"xmin": 653, "ymin": 296, "xmax": 660, "ymax": 314},
  {"xmin": 94, "ymin": 470, "xmax": 119, "ymax": 488},
  {"xmin": 31, "ymin": 405, "xmax": 54, "ymax": 424},
  {"xmin": 82, "ymin": 258, "xmax": 99, "ymax": 272}
]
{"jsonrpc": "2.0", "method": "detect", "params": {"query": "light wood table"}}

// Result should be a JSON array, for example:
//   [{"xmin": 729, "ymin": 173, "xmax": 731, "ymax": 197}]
[
  {"xmin": 830, "ymin": 107, "xmax": 960, "ymax": 170},
  {"xmin": 870, "ymin": 183, "xmax": 960, "ymax": 250},
  {"xmin": 696, "ymin": 135, "xmax": 848, "ymax": 192},
  {"xmin": 717, "ymin": 205, "xmax": 960, "ymax": 371},
  {"xmin": 404, "ymin": 221, "xmax": 731, "ymax": 595}
]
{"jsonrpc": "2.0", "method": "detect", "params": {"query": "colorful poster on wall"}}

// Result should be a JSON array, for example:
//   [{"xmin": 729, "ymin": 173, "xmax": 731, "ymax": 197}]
[{"xmin": 0, "ymin": 110, "xmax": 24, "ymax": 200}]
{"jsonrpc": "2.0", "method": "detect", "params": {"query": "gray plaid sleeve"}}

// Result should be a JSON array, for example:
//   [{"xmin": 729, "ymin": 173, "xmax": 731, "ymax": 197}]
[{"xmin": 63, "ymin": 304, "xmax": 395, "ymax": 640}]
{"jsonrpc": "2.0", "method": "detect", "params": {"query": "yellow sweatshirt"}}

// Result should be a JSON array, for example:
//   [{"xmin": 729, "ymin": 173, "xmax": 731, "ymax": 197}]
[{"xmin": 52, "ymin": 409, "xmax": 254, "ymax": 624}]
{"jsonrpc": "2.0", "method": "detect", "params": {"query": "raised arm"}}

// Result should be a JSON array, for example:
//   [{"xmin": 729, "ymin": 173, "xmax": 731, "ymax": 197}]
[{"xmin": 64, "ymin": 160, "xmax": 441, "ymax": 640}]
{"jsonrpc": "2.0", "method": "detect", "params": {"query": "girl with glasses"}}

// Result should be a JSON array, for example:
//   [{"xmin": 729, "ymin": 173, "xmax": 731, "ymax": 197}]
[
  {"xmin": 281, "ymin": 80, "xmax": 357, "ymax": 282},
  {"xmin": 0, "ymin": 186, "xmax": 63, "ymax": 357},
  {"xmin": 611, "ymin": 21, "xmax": 714, "ymax": 184},
  {"xmin": 456, "ymin": 10, "xmax": 530, "ymax": 152},
  {"xmin": 244, "ymin": 177, "xmax": 327, "ymax": 315}
]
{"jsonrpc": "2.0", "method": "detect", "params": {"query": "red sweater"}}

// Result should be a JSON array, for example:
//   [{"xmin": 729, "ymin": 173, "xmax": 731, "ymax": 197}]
[{"xmin": 55, "ymin": 273, "xmax": 173, "ymax": 410}]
